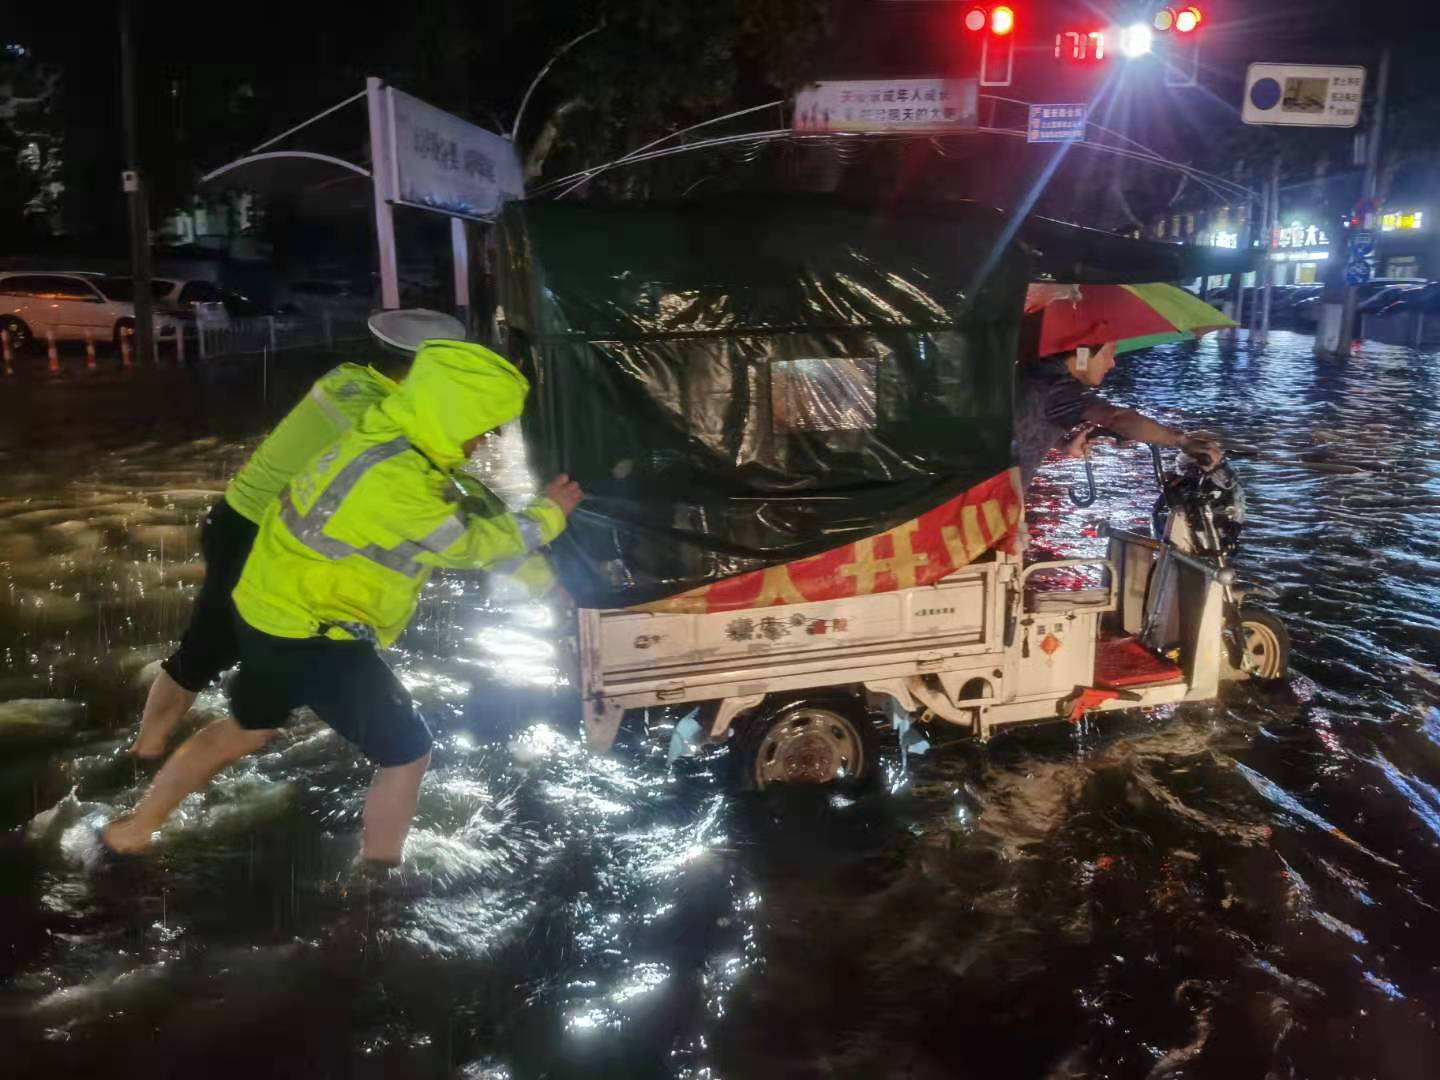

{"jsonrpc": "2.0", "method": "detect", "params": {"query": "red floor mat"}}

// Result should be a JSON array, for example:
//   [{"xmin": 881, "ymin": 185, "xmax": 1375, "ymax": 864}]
[{"xmin": 1095, "ymin": 635, "xmax": 1184, "ymax": 688}]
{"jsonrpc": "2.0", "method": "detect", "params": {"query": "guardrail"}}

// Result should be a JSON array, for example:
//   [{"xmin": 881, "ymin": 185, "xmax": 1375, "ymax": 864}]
[{"xmin": 195, "ymin": 312, "xmax": 370, "ymax": 361}]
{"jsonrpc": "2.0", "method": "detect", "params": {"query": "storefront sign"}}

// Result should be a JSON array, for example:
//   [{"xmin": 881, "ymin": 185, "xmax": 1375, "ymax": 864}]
[
  {"xmin": 1212, "ymin": 231, "xmax": 1239, "ymax": 249},
  {"xmin": 1269, "ymin": 250, "xmax": 1330, "ymax": 262},
  {"xmin": 1272, "ymin": 222, "xmax": 1329, "ymax": 249},
  {"xmin": 793, "ymin": 79, "xmax": 979, "ymax": 134},
  {"xmin": 1380, "ymin": 210, "xmax": 1424, "ymax": 232}
]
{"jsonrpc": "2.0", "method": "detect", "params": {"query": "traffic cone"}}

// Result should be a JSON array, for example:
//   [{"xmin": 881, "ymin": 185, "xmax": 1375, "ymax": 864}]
[
  {"xmin": 120, "ymin": 326, "xmax": 133, "ymax": 369},
  {"xmin": 46, "ymin": 329, "xmax": 59, "ymax": 373},
  {"xmin": 1, "ymin": 329, "xmax": 12, "ymax": 376},
  {"xmin": 84, "ymin": 331, "xmax": 97, "ymax": 371}
]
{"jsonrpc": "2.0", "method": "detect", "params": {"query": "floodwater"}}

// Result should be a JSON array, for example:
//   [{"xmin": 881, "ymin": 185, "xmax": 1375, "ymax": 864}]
[{"xmin": 3, "ymin": 332, "xmax": 1440, "ymax": 1079}]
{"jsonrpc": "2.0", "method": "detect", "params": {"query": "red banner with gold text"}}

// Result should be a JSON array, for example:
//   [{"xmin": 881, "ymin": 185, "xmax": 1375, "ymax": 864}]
[{"xmin": 635, "ymin": 469, "xmax": 1024, "ymax": 614}]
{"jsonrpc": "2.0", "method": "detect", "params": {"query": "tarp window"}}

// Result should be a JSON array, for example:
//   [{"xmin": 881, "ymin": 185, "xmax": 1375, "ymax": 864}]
[{"xmin": 771, "ymin": 355, "xmax": 880, "ymax": 434}]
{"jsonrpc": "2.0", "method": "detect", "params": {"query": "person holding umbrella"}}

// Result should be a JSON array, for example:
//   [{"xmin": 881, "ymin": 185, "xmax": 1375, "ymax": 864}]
[{"xmin": 1014, "ymin": 283, "xmax": 1229, "ymax": 489}]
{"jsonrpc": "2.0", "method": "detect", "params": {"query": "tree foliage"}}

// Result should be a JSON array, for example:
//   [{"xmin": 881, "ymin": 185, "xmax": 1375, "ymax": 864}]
[
  {"xmin": 0, "ymin": 49, "xmax": 63, "ymax": 244},
  {"xmin": 519, "ymin": 0, "xmax": 834, "ymax": 188}
]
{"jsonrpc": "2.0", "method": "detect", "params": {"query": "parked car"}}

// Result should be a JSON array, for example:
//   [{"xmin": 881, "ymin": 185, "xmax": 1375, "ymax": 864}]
[
  {"xmin": 273, "ymin": 278, "xmax": 373, "ymax": 321},
  {"xmin": 1357, "ymin": 282, "xmax": 1425, "ymax": 315},
  {"xmin": 1292, "ymin": 278, "xmax": 1426, "ymax": 328},
  {"xmin": 101, "ymin": 276, "xmax": 270, "ymax": 320},
  {"xmin": 0, "ymin": 272, "xmax": 177, "ymax": 351},
  {"xmin": 1375, "ymin": 281, "xmax": 1440, "ymax": 317},
  {"xmin": 1269, "ymin": 284, "xmax": 1323, "ymax": 325}
]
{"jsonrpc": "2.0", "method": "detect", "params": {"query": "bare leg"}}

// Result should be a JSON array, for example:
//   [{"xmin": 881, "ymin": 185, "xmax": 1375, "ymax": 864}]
[
  {"xmin": 103, "ymin": 716, "xmax": 277, "ymax": 854},
  {"xmin": 360, "ymin": 751, "xmax": 431, "ymax": 864},
  {"xmin": 129, "ymin": 669, "xmax": 198, "ymax": 759}
]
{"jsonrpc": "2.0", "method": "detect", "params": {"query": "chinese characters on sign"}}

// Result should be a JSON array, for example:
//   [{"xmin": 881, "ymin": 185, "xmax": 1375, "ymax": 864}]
[
  {"xmin": 1272, "ymin": 223, "xmax": 1330, "ymax": 249},
  {"xmin": 792, "ymin": 79, "xmax": 979, "ymax": 134},
  {"xmin": 386, "ymin": 88, "xmax": 524, "ymax": 219},
  {"xmin": 1243, "ymin": 64, "xmax": 1366, "ymax": 128},
  {"xmin": 1026, "ymin": 104, "xmax": 1088, "ymax": 144},
  {"xmin": 1381, "ymin": 210, "xmax": 1425, "ymax": 232}
]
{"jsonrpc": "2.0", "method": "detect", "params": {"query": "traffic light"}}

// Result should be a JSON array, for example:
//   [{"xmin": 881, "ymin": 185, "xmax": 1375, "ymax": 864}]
[
  {"xmin": 960, "ymin": 5, "xmax": 1016, "ymax": 87},
  {"xmin": 1153, "ymin": 6, "xmax": 1202, "ymax": 85}
]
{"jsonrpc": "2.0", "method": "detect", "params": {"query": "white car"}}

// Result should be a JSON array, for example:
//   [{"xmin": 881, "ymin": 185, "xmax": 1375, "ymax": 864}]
[{"xmin": 0, "ymin": 271, "xmax": 177, "ymax": 351}]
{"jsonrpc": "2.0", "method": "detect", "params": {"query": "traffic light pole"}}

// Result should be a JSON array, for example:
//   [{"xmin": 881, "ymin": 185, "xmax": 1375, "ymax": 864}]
[
  {"xmin": 119, "ymin": 0, "xmax": 156, "ymax": 367},
  {"xmin": 1333, "ymin": 48, "xmax": 1390, "ymax": 355}
]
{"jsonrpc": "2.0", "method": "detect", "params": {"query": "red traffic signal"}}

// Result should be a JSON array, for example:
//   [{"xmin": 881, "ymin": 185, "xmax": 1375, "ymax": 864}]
[
  {"xmin": 1154, "ymin": 7, "xmax": 1203, "ymax": 33},
  {"xmin": 962, "ymin": 6, "xmax": 1015, "ymax": 36},
  {"xmin": 962, "ymin": 6, "xmax": 1017, "ymax": 87}
]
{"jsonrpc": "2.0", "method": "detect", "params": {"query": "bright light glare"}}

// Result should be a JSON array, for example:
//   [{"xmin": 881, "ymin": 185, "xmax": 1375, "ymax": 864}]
[
  {"xmin": 963, "ymin": 6, "xmax": 987, "ymax": 32},
  {"xmin": 1175, "ymin": 6, "xmax": 1201, "ymax": 32},
  {"xmin": 991, "ymin": 6, "xmax": 1014, "ymax": 35},
  {"xmin": 1120, "ymin": 24, "xmax": 1153, "ymax": 58}
]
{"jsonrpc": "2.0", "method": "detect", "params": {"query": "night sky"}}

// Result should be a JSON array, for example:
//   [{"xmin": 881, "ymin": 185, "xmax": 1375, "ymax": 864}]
[{"xmin": 5, "ymin": 0, "xmax": 1437, "ymax": 241}]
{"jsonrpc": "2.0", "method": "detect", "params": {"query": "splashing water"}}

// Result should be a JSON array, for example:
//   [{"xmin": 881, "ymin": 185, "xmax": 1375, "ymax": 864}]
[{"xmin": 3, "ymin": 335, "xmax": 1440, "ymax": 1077}]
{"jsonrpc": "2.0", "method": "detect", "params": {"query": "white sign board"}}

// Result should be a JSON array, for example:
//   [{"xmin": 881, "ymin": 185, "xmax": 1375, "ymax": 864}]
[
  {"xmin": 386, "ymin": 88, "xmax": 524, "ymax": 220},
  {"xmin": 793, "ymin": 79, "xmax": 978, "ymax": 134},
  {"xmin": 1243, "ymin": 64, "xmax": 1366, "ymax": 128}
]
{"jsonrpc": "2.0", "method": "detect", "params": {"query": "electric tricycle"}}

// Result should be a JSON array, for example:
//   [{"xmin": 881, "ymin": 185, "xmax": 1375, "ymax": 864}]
[{"xmin": 496, "ymin": 197, "xmax": 1287, "ymax": 788}]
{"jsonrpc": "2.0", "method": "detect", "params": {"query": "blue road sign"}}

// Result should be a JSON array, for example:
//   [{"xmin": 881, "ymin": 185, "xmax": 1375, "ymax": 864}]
[
  {"xmin": 1027, "ymin": 104, "xmax": 1087, "ymax": 144},
  {"xmin": 1344, "ymin": 259, "xmax": 1372, "ymax": 286},
  {"xmin": 1350, "ymin": 230, "xmax": 1375, "ymax": 256}
]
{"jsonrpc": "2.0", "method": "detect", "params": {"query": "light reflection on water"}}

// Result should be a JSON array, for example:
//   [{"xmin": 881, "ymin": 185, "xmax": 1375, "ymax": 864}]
[{"xmin": 2, "ymin": 332, "xmax": 1440, "ymax": 1076}]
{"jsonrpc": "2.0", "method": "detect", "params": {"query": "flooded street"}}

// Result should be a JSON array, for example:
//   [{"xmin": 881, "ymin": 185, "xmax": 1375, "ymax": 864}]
[{"xmin": 4, "ymin": 331, "xmax": 1440, "ymax": 1079}]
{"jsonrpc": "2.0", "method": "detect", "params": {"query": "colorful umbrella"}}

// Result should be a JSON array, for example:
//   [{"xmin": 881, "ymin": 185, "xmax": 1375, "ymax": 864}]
[{"xmin": 1025, "ymin": 282, "xmax": 1237, "ymax": 356}]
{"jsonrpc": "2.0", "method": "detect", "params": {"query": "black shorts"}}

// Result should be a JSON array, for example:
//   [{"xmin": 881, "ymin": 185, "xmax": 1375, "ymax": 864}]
[
  {"xmin": 161, "ymin": 499, "xmax": 259, "ymax": 693},
  {"xmin": 227, "ymin": 619, "xmax": 433, "ymax": 767}
]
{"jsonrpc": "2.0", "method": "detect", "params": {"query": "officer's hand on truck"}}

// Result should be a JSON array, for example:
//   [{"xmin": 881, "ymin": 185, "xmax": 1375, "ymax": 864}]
[{"xmin": 545, "ymin": 474, "xmax": 585, "ymax": 515}]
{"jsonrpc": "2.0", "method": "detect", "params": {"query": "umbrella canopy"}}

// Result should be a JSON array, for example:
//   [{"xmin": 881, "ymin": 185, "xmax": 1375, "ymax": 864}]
[{"xmin": 1025, "ymin": 282, "xmax": 1236, "ymax": 356}]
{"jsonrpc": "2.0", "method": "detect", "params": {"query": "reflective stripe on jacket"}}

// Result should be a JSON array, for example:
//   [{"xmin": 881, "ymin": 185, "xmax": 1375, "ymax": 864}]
[
  {"xmin": 224, "ymin": 363, "xmax": 399, "ymax": 524},
  {"xmin": 233, "ymin": 340, "xmax": 566, "ymax": 645}
]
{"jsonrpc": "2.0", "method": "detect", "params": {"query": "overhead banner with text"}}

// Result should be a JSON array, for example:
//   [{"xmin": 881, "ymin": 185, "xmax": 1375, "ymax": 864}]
[{"xmin": 793, "ymin": 78, "xmax": 979, "ymax": 135}]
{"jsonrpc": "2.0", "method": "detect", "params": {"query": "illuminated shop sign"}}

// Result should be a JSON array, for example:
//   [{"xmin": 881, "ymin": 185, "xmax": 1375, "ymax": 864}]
[
  {"xmin": 1268, "ymin": 249, "xmax": 1330, "ymax": 262},
  {"xmin": 1272, "ymin": 221, "xmax": 1329, "ymax": 248},
  {"xmin": 1380, "ymin": 210, "xmax": 1424, "ymax": 231}
]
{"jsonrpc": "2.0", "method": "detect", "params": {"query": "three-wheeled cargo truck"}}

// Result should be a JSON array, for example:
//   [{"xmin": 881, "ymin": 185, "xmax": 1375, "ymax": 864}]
[{"xmin": 497, "ymin": 198, "xmax": 1287, "ymax": 788}]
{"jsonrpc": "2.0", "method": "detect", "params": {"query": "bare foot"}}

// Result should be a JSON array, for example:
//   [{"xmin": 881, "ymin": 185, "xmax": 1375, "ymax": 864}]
[
  {"xmin": 100, "ymin": 818, "xmax": 154, "ymax": 855},
  {"xmin": 126, "ymin": 733, "xmax": 168, "ymax": 760}
]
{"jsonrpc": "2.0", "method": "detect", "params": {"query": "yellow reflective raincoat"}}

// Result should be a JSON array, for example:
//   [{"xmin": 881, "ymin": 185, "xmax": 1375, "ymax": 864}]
[
  {"xmin": 233, "ymin": 341, "xmax": 567, "ymax": 645},
  {"xmin": 224, "ymin": 363, "xmax": 400, "ymax": 524}
]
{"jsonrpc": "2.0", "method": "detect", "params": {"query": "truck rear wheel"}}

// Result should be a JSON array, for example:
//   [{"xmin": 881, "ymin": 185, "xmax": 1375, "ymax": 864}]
[{"xmin": 733, "ymin": 697, "xmax": 877, "ymax": 791}]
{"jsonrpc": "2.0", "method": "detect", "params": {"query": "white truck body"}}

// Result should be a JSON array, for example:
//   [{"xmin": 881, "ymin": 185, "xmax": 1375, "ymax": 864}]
[{"xmin": 577, "ymin": 526, "xmax": 1232, "ymax": 755}]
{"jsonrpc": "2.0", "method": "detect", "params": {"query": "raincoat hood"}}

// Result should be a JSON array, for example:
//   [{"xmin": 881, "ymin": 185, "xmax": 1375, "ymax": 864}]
[{"xmin": 377, "ymin": 340, "xmax": 529, "ymax": 469}]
